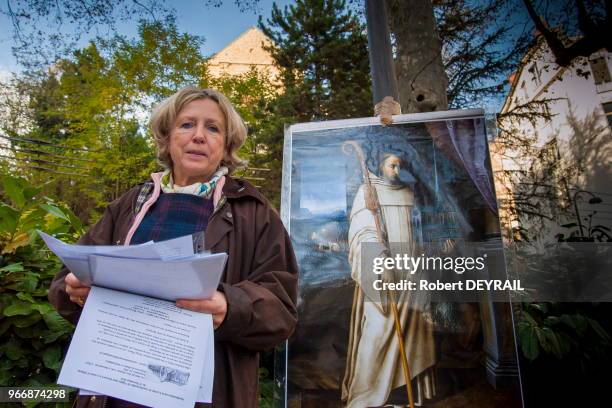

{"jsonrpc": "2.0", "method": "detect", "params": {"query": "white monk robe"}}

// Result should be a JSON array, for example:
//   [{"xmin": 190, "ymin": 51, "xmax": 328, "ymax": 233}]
[{"xmin": 342, "ymin": 174, "xmax": 436, "ymax": 407}]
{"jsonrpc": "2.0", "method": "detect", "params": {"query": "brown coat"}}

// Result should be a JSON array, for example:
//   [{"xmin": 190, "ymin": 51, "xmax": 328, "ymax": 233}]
[{"xmin": 48, "ymin": 176, "xmax": 298, "ymax": 408}]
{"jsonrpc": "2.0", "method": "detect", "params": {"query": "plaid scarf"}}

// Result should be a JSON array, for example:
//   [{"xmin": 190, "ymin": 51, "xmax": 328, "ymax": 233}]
[{"xmin": 160, "ymin": 166, "xmax": 228, "ymax": 198}]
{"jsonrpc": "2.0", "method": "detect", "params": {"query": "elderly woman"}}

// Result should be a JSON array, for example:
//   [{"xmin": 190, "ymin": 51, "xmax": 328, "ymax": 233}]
[{"xmin": 49, "ymin": 87, "xmax": 298, "ymax": 408}]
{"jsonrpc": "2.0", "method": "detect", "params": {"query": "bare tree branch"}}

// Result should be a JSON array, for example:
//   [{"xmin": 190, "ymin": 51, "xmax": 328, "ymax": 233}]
[{"xmin": 522, "ymin": 0, "xmax": 611, "ymax": 67}]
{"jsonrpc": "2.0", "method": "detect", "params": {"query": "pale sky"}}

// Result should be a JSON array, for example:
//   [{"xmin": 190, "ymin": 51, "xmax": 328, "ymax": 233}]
[
  {"xmin": 0, "ymin": 0, "xmax": 293, "ymax": 73},
  {"xmin": 0, "ymin": 0, "xmax": 510, "ymax": 113}
]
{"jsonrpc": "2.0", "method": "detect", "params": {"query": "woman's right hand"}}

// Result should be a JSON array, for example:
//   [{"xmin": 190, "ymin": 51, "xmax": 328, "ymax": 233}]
[{"xmin": 65, "ymin": 273, "xmax": 91, "ymax": 307}]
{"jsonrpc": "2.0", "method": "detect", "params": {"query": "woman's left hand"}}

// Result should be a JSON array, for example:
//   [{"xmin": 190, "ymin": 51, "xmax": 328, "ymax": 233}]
[{"xmin": 176, "ymin": 291, "xmax": 228, "ymax": 329}]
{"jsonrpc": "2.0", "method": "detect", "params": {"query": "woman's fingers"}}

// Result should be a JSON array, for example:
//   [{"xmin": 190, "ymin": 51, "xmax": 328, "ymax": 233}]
[
  {"xmin": 69, "ymin": 296, "xmax": 85, "ymax": 306},
  {"xmin": 177, "ymin": 299, "xmax": 224, "ymax": 328},
  {"xmin": 176, "ymin": 291, "xmax": 227, "ymax": 329},
  {"xmin": 66, "ymin": 287, "xmax": 90, "ymax": 304},
  {"xmin": 65, "ymin": 273, "xmax": 89, "ymax": 288},
  {"xmin": 65, "ymin": 273, "xmax": 91, "ymax": 306},
  {"xmin": 176, "ymin": 298, "xmax": 219, "ymax": 313},
  {"xmin": 66, "ymin": 286, "xmax": 90, "ymax": 297}
]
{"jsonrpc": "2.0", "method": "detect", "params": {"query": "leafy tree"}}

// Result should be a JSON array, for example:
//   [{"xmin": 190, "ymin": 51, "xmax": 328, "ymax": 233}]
[
  {"xmin": 107, "ymin": 15, "xmax": 207, "ymax": 101},
  {"xmin": 5, "ymin": 17, "xmax": 206, "ymax": 221}
]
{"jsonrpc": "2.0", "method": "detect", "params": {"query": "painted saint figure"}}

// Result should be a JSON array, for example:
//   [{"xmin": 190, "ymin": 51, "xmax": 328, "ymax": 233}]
[{"xmin": 342, "ymin": 153, "xmax": 436, "ymax": 407}]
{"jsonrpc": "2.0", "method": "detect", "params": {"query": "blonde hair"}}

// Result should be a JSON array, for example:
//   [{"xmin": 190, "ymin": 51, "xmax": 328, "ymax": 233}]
[{"xmin": 149, "ymin": 86, "xmax": 247, "ymax": 173}]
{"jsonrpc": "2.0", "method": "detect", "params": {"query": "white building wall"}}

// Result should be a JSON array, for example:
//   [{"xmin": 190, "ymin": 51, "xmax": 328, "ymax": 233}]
[{"xmin": 498, "ymin": 42, "xmax": 612, "ymax": 240}]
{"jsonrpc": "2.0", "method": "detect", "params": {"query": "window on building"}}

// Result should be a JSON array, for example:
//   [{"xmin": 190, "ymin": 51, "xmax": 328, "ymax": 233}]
[
  {"xmin": 603, "ymin": 102, "xmax": 612, "ymax": 127},
  {"xmin": 590, "ymin": 57, "xmax": 611, "ymax": 85},
  {"xmin": 528, "ymin": 63, "xmax": 542, "ymax": 86}
]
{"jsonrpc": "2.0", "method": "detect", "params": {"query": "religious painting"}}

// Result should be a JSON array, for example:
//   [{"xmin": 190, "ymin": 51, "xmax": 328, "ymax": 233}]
[{"xmin": 275, "ymin": 110, "xmax": 523, "ymax": 408}]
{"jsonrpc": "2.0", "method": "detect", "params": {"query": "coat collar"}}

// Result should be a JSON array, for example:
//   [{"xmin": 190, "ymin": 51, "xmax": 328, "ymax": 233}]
[
  {"xmin": 221, "ymin": 175, "xmax": 266, "ymax": 204},
  {"xmin": 149, "ymin": 172, "xmax": 266, "ymax": 204},
  {"xmin": 205, "ymin": 176, "xmax": 265, "ymax": 252}
]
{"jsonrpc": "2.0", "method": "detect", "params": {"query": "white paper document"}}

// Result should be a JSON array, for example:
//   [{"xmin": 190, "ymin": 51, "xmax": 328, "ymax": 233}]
[
  {"xmin": 42, "ymin": 231, "xmax": 224, "ymax": 405},
  {"xmin": 80, "ymin": 331, "xmax": 214, "ymax": 403},
  {"xmin": 59, "ymin": 287, "xmax": 214, "ymax": 408},
  {"xmin": 88, "ymin": 252, "xmax": 227, "ymax": 301},
  {"xmin": 37, "ymin": 231, "xmax": 225, "ymax": 298},
  {"xmin": 38, "ymin": 231, "xmax": 159, "ymax": 285},
  {"xmin": 152, "ymin": 234, "xmax": 202, "ymax": 260}
]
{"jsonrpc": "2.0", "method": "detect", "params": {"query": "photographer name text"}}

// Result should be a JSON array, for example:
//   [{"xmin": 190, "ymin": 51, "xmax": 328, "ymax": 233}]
[{"xmin": 373, "ymin": 279, "xmax": 524, "ymax": 291}]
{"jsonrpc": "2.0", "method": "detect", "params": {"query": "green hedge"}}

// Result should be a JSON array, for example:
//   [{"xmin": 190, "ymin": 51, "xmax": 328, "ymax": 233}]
[{"xmin": 0, "ymin": 175, "xmax": 84, "ymax": 406}]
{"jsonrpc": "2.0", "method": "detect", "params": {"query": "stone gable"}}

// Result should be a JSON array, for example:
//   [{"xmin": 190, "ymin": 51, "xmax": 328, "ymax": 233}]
[{"xmin": 208, "ymin": 27, "xmax": 279, "ymax": 82}]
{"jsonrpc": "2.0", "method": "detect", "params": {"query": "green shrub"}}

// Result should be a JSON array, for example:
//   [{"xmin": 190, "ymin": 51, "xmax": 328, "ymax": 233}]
[
  {"xmin": 0, "ymin": 175, "xmax": 83, "ymax": 392},
  {"xmin": 517, "ymin": 302, "xmax": 611, "ymax": 364}
]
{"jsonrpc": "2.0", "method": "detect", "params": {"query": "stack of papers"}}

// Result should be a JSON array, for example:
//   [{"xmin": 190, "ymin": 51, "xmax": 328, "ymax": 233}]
[{"xmin": 39, "ymin": 231, "xmax": 227, "ymax": 407}]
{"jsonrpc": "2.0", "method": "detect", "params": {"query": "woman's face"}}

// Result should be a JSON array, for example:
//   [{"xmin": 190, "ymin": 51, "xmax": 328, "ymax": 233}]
[{"xmin": 169, "ymin": 98, "xmax": 226, "ymax": 185}]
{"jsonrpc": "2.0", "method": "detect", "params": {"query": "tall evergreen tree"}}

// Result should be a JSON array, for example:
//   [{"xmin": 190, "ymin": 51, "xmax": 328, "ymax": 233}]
[
  {"xmin": 256, "ymin": 0, "xmax": 372, "ymax": 207},
  {"xmin": 259, "ymin": 0, "xmax": 372, "ymax": 121}
]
